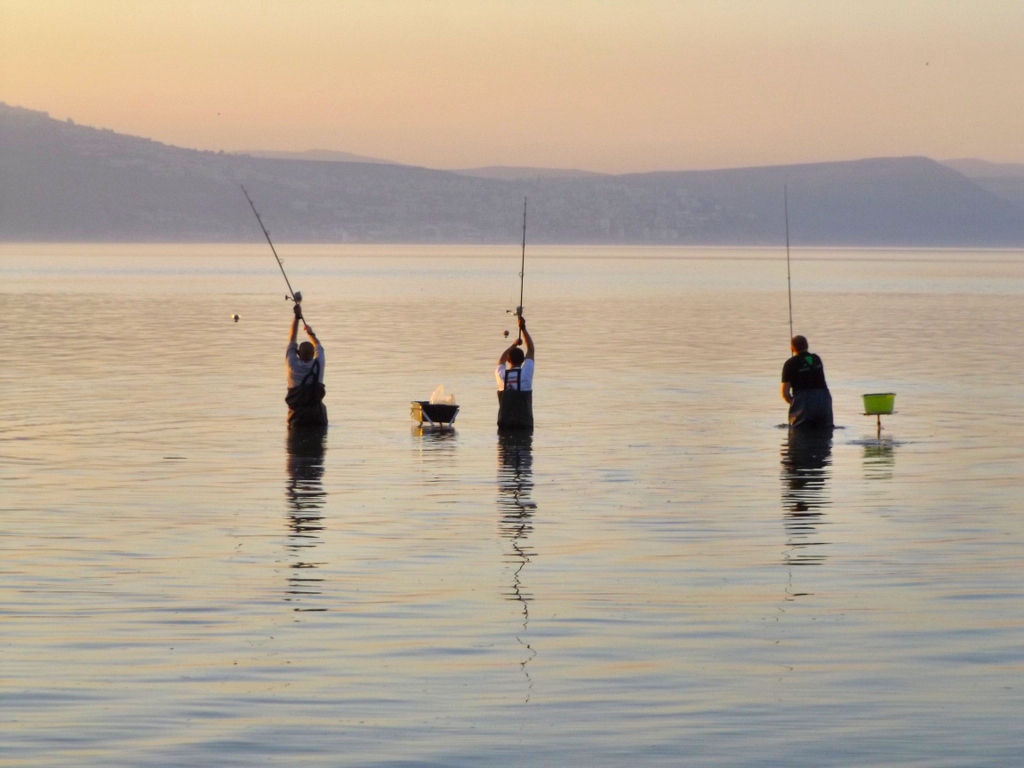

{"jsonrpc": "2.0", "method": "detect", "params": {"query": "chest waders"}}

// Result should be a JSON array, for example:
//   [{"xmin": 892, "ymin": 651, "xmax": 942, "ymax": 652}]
[
  {"xmin": 286, "ymin": 360, "xmax": 328, "ymax": 428},
  {"xmin": 497, "ymin": 367, "xmax": 533, "ymax": 431},
  {"xmin": 788, "ymin": 388, "xmax": 833, "ymax": 430},
  {"xmin": 785, "ymin": 354, "xmax": 833, "ymax": 430}
]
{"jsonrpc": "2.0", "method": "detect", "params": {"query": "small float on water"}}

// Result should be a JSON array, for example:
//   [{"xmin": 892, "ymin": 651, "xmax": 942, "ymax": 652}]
[{"xmin": 411, "ymin": 385, "xmax": 460, "ymax": 429}]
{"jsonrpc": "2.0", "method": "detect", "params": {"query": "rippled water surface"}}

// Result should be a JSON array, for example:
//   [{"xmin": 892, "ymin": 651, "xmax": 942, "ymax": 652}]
[{"xmin": 2, "ymin": 244, "xmax": 1023, "ymax": 766}]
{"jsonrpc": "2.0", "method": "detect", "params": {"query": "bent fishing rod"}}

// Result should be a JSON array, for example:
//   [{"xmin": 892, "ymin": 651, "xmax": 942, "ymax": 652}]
[{"xmin": 240, "ymin": 185, "xmax": 305, "ymax": 322}]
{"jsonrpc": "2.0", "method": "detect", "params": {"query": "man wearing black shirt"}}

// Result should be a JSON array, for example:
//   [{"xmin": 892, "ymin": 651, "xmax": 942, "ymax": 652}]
[{"xmin": 781, "ymin": 335, "xmax": 834, "ymax": 429}]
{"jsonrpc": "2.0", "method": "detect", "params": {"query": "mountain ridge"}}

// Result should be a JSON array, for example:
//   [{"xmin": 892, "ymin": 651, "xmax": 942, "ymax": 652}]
[
  {"xmin": 240, "ymin": 148, "xmax": 396, "ymax": 165},
  {"xmin": 3, "ymin": 102, "xmax": 1023, "ymax": 245}
]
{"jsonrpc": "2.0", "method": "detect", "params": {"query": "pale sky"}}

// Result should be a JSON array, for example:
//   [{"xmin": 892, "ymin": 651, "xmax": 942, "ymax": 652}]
[{"xmin": 2, "ymin": 0, "xmax": 1023, "ymax": 173}]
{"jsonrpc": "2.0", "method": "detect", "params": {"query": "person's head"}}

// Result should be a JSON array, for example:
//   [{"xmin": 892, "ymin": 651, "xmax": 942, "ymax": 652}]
[
  {"xmin": 298, "ymin": 341, "xmax": 315, "ymax": 362},
  {"xmin": 791, "ymin": 335, "xmax": 809, "ymax": 355},
  {"xmin": 508, "ymin": 347, "xmax": 525, "ymax": 367}
]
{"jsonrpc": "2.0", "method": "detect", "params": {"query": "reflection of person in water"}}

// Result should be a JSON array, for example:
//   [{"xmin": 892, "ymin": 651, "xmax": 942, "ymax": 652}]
[
  {"xmin": 497, "ymin": 431, "xmax": 537, "ymax": 701},
  {"xmin": 285, "ymin": 426, "xmax": 327, "ymax": 610},
  {"xmin": 780, "ymin": 429, "xmax": 832, "ymax": 567}
]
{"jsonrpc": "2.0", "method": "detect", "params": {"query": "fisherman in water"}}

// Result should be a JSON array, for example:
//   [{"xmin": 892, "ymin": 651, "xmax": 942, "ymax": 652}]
[
  {"xmin": 781, "ymin": 335, "xmax": 833, "ymax": 430},
  {"xmin": 286, "ymin": 303, "xmax": 327, "ymax": 428},
  {"xmin": 496, "ymin": 314, "xmax": 534, "ymax": 431}
]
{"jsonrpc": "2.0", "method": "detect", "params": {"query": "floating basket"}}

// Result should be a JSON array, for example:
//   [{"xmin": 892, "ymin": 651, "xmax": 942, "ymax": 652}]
[
  {"xmin": 862, "ymin": 392, "xmax": 896, "ymax": 415},
  {"xmin": 410, "ymin": 401, "xmax": 460, "ymax": 427}
]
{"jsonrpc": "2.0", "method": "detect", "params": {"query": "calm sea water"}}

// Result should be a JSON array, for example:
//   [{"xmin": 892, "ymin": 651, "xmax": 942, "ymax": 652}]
[{"xmin": 1, "ymin": 244, "xmax": 1023, "ymax": 767}]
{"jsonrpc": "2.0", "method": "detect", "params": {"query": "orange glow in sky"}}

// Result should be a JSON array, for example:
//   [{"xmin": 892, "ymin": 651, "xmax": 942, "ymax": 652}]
[{"xmin": 2, "ymin": 0, "xmax": 1023, "ymax": 172}]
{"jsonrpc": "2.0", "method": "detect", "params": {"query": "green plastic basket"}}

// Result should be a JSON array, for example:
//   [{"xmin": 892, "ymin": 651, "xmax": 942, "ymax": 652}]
[{"xmin": 863, "ymin": 392, "xmax": 896, "ymax": 415}]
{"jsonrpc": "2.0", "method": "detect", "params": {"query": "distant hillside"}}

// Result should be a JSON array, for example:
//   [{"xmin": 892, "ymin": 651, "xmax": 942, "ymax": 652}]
[
  {"xmin": 452, "ymin": 166, "xmax": 607, "ymax": 180},
  {"xmin": 943, "ymin": 158, "xmax": 1024, "ymax": 207},
  {"xmin": 240, "ymin": 149, "xmax": 395, "ymax": 164},
  {"xmin": 3, "ymin": 103, "xmax": 1024, "ymax": 245}
]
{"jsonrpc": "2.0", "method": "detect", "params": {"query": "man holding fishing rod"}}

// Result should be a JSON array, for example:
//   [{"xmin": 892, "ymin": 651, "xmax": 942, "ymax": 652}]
[
  {"xmin": 781, "ymin": 335, "xmax": 833, "ymax": 430},
  {"xmin": 286, "ymin": 302, "xmax": 327, "ymax": 428},
  {"xmin": 239, "ymin": 185, "xmax": 327, "ymax": 429},
  {"xmin": 496, "ymin": 314, "xmax": 534, "ymax": 431}
]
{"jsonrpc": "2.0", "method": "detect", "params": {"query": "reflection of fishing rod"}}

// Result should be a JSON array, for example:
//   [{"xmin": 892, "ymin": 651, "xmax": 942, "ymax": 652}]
[
  {"xmin": 784, "ymin": 183, "xmax": 793, "ymax": 342},
  {"xmin": 240, "ymin": 185, "xmax": 304, "ymax": 312},
  {"xmin": 505, "ymin": 196, "xmax": 528, "ymax": 340}
]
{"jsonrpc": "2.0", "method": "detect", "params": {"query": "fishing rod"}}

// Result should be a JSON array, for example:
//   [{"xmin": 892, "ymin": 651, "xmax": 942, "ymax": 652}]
[
  {"xmin": 505, "ymin": 196, "xmax": 528, "ymax": 340},
  {"xmin": 518, "ymin": 195, "xmax": 527, "ymax": 325},
  {"xmin": 240, "ymin": 185, "xmax": 304, "ymax": 313},
  {"xmin": 784, "ymin": 183, "xmax": 793, "ymax": 342}
]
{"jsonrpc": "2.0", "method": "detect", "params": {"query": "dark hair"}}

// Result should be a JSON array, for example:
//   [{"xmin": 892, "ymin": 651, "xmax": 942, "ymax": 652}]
[
  {"xmin": 298, "ymin": 341, "xmax": 315, "ymax": 362},
  {"xmin": 509, "ymin": 347, "xmax": 525, "ymax": 367},
  {"xmin": 791, "ymin": 335, "xmax": 808, "ymax": 353}
]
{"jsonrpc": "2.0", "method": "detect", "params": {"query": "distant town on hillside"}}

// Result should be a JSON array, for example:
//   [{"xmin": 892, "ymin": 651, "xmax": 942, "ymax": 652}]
[{"xmin": 3, "ymin": 102, "xmax": 1024, "ymax": 245}]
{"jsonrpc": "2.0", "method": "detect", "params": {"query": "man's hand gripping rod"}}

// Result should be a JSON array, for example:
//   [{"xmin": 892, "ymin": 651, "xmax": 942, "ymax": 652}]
[{"xmin": 506, "ymin": 306, "xmax": 523, "ymax": 342}]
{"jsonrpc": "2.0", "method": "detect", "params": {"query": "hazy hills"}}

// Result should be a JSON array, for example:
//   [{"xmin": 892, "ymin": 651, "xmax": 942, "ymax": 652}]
[
  {"xmin": 241, "ymin": 149, "xmax": 396, "ymax": 164},
  {"xmin": 3, "ymin": 103, "xmax": 1024, "ymax": 245},
  {"xmin": 942, "ymin": 158, "xmax": 1024, "ymax": 209},
  {"xmin": 451, "ymin": 166, "xmax": 607, "ymax": 181}
]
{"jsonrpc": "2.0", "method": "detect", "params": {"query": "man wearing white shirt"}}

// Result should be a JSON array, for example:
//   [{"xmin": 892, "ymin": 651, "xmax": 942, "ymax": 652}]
[
  {"xmin": 285, "ymin": 303, "xmax": 327, "ymax": 428},
  {"xmin": 496, "ymin": 314, "xmax": 534, "ymax": 431}
]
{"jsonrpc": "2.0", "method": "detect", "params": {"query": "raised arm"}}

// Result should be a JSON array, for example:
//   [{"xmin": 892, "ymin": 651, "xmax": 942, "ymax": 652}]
[
  {"xmin": 498, "ymin": 340, "xmax": 519, "ymax": 366},
  {"xmin": 519, "ymin": 315, "xmax": 534, "ymax": 360},
  {"xmin": 304, "ymin": 322, "xmax": 320, "ymax": 349},
  {"xmin": 289, "ymin": 303, "xmax": 302, "ymax": 344}
]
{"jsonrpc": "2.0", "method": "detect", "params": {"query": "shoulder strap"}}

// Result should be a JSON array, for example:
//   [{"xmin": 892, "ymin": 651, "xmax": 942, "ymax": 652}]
[
  {"xmin": 503, "ymin": 366, "xmax": 521, "ymax": 391},
  {"xmin": 300, "ymin": 360, "xmax": 320, "ymax": 387}
]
